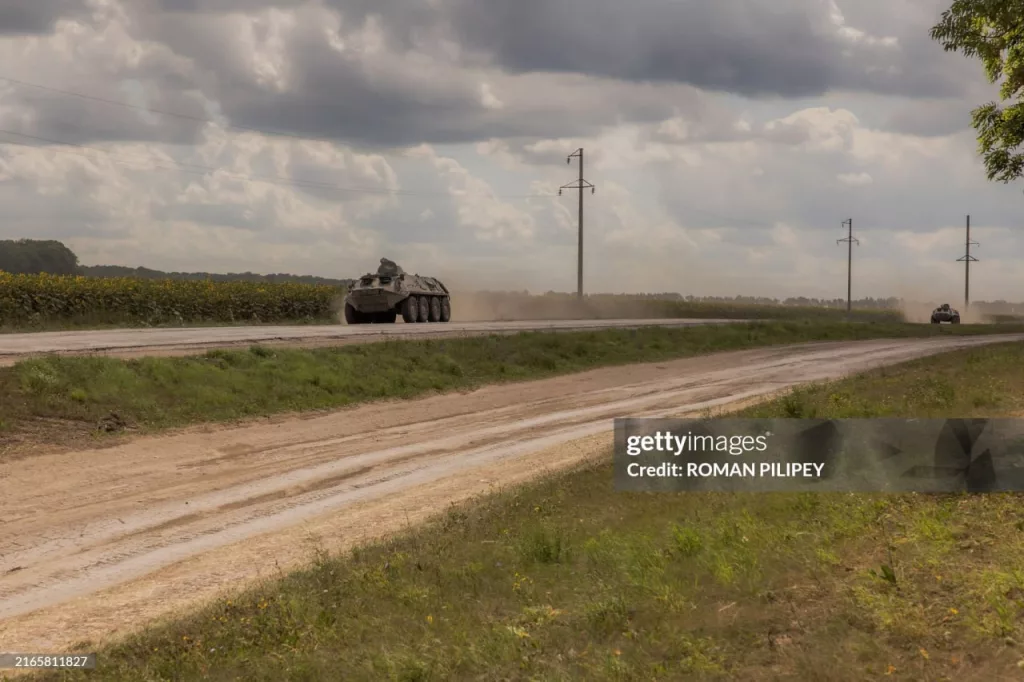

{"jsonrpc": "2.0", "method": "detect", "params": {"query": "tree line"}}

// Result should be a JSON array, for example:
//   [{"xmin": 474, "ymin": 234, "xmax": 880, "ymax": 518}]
[
  {"xmin": 0, "ymin": 239, "xmax": 355, "ymax": 287},
  {"xmin": 2, "ymin": 238, "xmax": 1022, "ymax": 310}
]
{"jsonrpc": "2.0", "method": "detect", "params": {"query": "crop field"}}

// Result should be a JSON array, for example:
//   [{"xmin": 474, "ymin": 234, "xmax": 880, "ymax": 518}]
[
  {"xmin": 0, "ymin": 272, "xmax": 913, "ymax": 331},
  {"xmin": 0, "ymin": 273, "xmax": 340, "ymax": 329}
]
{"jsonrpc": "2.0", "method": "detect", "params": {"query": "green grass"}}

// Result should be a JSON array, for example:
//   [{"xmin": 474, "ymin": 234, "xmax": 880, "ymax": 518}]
[
  {"xmin": 22, "ymin": 340, "xmax": 1024, "ymax": 681},
  {"xmin": 1, "ymin": 320, "xmax": 1022, "ymax": 444}
]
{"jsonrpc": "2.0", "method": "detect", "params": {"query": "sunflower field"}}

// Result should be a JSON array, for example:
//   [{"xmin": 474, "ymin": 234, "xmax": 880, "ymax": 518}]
[{"xmin": 0, "ymin": 272, "xmax": 343, "ymax": 327}]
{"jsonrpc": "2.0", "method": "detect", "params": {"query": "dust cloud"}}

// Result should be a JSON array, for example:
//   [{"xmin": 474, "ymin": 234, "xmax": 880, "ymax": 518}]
[
  {"xmin": 437, "ymin": 273, "xmax": 699, "ymax": 322},
  {"xmin": 897, "ymin": 295, "xmax": 990, "ymax": 325},
  {"xmin": 446, "ymin": 290, "xmax": 664, "ymax": 322},
  {"xmin": 421, "ymin": 261, "xmax": 765, "ymax": 322},
  {"xmin": 334, "ymin": 264, "xmax": 1020, "ymax": 325},
  {"xmin": 331, "ymin": 284, "xmax": 681, "ymax": 324}
]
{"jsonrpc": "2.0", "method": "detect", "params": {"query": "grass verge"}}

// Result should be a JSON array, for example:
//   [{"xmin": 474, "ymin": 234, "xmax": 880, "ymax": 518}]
[
  {"xmin": 2, "ymin": 320, "xmax": 1023, "ymax": 447},
  {"xmin": 21, "ymin": 339, "xmax": 1024, "ymax": 681}
]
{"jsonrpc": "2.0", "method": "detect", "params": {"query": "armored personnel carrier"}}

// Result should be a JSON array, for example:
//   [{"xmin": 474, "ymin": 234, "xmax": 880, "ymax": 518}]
[
  {"xmin": 343, "ymin": 258, "xmax": 451, "ymax": 324},
  {"xmin": 930, "ymin": 303, "xmax": 961, "ymax": 324}
]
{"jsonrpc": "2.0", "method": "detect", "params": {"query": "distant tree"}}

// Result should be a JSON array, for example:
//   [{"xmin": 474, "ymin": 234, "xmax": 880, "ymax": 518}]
[
  {"xmin": 0, "ymin": 239, "xmax": 80, "ymax": 275},
  {"xmin": 77, "ymin": 264, "xmax": 353, "ymax": 287},
  {"xmin": 931, "ymin": 1, "xmax": 1024, "ymax": 184}
]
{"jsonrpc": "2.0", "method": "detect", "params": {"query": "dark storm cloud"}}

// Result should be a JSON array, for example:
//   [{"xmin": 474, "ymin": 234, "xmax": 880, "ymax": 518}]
[
  {"xmin": 122, "ymin": 8, "xmax": 487, "ymax": 148},
  {"xmin": 3, "ymin": 0, "xmax": 978, "ymax": 151},
  {"xmin": 443, "ymin": 0, "xmax": 836, "ymax": 98},
  {"xmin": 0, "ymin": 3, "xmax": 214, "ymax": 146},
  {"xmin": 214, "ymin": 48, "xmax": 488, "ymax": 148},
  {"xmin": 0, "ymin": 1, "xmax": 89, "ymax": 35},
  {"xmin": 152, "ymin": 0, "xmax": 306, "ymax": 11},
  {"xmin": 124, "ymin": 6, "xmax": 711, "ymax": 149},
  {"xmin": 333, "ymin": 0, "xmax": 969, "ymax": 99},
  {"xmin": 9, "ymin": 88, "xmax": 212, "ymax": 146}
]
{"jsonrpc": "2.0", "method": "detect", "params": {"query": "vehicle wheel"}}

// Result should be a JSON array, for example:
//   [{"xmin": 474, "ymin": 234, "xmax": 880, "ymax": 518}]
[
  {"xmin": 417, "ymin": 295, "xmax": 430, "ymax": 322},
  {"xmin": 401, "ymin": 296, "xmax": 418, "ymax": 323},
  {"xmin": 429, "ymin": 296, "xmax": 441, "ymax": 322},
  {"xmin": 440, "ymin": 296, "xmax": 451, "ymax": 322},
  {"xmin": 931, "ymin": 318, "xmax": 939, "ymax": 324},
  {"xmin": 345, "ymin": 303, "xmax": 361, "ymax": 324},
  {"xmin": 953, "ymin": 318, "xmax": 961, "ymax": 324}
]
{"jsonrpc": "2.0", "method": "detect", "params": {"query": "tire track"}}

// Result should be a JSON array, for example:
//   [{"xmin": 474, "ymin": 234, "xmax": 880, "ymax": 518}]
[{"xmin": 0, "ymin": 333, "xmax": 1020, "ymax": 652}]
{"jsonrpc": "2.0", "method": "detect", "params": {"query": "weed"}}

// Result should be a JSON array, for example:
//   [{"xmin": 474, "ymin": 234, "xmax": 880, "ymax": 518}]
[
  {"xmin": 2, "ymin": 321, "xmax": 1021, "ymax": 445},
  {"xmin": 21, "ymin": 339, "xmax": 1024, "ymax": 681}
]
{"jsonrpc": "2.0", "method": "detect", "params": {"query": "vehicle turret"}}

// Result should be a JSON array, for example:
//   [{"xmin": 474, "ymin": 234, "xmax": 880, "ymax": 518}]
[{"xmin": 343, "ymin": 259, "xmax": 451, "ymax": 324}]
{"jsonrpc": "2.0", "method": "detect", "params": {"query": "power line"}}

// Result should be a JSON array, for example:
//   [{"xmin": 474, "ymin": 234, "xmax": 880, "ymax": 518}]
[
  {"xmin": 0, "ymin": 74, "xmax": 802, "ymax": 229},
  {"xmin": 0, "ymin": 74, "xmax": 337, "ymax": 147},
  {"xmin": 956, "ymin": 214, "xmax": 979, "ymax": 311},
  {"xmin": 0, "ymin": 74, "xmax": 791, "ymax": 226},
  {"xmin": 837, "ymin": 218, "xmax": 858, "ymax": 315},
  {"xmin": 0, "ymin": 74, "xmax": 845, "ymax": 242},
  {"xmin": 0, "ymin": 127, "xmax": 793, "ymax": 233},
  {"xmin": 0, "ymin": 128, "xmax": 553, "ymax": 200},
  {"xmin": 0, "ymin": 73, "xmax": 560, "ymax": 199},
  {"xmin": 559, "ymin": 148, "xmax": 595, "ymax": 298}
]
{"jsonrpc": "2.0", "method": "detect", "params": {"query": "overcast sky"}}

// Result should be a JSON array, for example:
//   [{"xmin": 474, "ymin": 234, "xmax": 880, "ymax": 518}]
[{"xmin": 0, "ymin": 0, "xmax": 1019, "ymax": 300}]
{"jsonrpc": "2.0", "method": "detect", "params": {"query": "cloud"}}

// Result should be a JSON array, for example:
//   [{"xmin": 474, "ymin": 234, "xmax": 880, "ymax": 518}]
[
  {"xmin": 838, "ymin": 172, "xmax": 873, "ymax": 186},
  {"xmin": 2, "ymin": 0, "xmax": 1024, "ymax": 303},
  {"xmin": 333, "ymin": 0, "xmax": 977, "ymax": 99},
  {"xmin": 0, "ymin": 1, "xmax": 90, "ymax": 36}
]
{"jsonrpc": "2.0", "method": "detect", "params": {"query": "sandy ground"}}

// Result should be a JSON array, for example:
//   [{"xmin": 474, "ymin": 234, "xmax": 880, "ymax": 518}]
[
  {"xmin": 1, "ymin": 333, "xmax": 1022, "ymax": 657},
  {"xmin": 0, "ymin": 318, "xmax": 743, "ymax": 366}
]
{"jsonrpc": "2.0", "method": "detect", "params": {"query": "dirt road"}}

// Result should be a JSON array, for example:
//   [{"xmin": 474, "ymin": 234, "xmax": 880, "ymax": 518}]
[
  {"xmin": 0, "ymin": 318, "xmax": 744, "ymax": 366},
  {"xmin": 1, "ymin": 333, "xmax": 1020, "ymax": 654}
]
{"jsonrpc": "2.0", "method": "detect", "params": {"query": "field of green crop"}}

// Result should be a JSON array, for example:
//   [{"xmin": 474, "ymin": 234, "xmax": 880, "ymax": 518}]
[
  {"xmin": 0, "ymin": 273, "xmax": 913, "ymax": 331},
  {"xmin": 0, "ymin": 272, "xmax": 341, "ymax": 328}
]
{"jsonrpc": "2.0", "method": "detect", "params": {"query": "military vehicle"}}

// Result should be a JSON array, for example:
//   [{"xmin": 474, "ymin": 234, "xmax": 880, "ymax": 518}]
[
  {"xmin": 930, "ymin": 303, "xmax": 961, "ymax": 324},
  {"xmin": 343, "ymin": 258, "xmax": 451, "ymax": 324}
]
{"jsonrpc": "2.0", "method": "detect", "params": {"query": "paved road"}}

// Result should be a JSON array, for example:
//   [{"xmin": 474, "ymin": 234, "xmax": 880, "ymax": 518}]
[
  {"xmin": 3, "ymin": 332, "xmax": 1023, "ymax": 652},
  {"xmin": 0, "ymin": 318, "xmax": 745, "ymax": 363}
]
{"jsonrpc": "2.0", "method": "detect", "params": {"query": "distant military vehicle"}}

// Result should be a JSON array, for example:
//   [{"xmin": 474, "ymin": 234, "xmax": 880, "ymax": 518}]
[
  {"xmin": 343, "ymin": 258, "xmax": 451, "ymax": 324},
  {"xmin": 930, "ymin": 303, "xmax": 961, "ymax": 324}
]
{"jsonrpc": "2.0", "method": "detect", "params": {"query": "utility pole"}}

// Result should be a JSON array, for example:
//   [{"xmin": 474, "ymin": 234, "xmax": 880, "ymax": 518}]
[
  {"xmin": 956, "ymin": 214, "xmax": 979, "ymax": 312},
  {"xmin": 837, "ymin": 218, "xmax": 858, "ymax": 314},
  {"xmin": 559, "ymin": 148, "xmax": 595, "ymax": 299}
]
